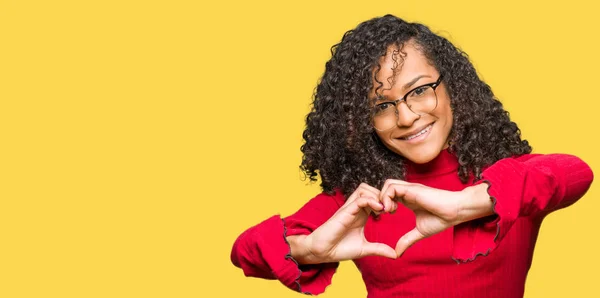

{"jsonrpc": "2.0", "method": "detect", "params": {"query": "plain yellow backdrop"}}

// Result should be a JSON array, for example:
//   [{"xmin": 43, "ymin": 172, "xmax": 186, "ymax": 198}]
[{"xmin": 1, "ymin": 0, "xmax": 599, "ymax": 297}]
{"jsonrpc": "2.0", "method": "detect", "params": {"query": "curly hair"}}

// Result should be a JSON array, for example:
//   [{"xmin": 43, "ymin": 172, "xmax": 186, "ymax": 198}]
[{"xmin": 300, "ymin": 14, "xmax": 532, "ymax": 197}]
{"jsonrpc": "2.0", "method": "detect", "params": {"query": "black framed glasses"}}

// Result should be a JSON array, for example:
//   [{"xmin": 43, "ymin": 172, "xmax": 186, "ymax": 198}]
[{"xmin": 372, "ymin": 74, "xmax": 444, "ymax": 131}]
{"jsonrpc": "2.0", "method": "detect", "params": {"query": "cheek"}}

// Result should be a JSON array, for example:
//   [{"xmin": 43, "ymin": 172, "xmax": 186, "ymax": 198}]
[
  {"xmin": 433, "ymin": 101, "xmax": 452, "ymax": 122},
  {"xmin": 438, "ymin": 94, "xmax": 453, "ymax": 122},
  {"xmin": 374, "ymin": 131, "xmax": 398, "ymax": 151},
  {"xmin": 443, "ymin": 104, "xmax": 453, "ymax": 123},
  {"xmin": 433, "ymin": 94, "xmax": 453, "ymax": 134},
  {"xmin": 374, "ymin": 131, "xmax": 390, "ymax": 143},
  {"xmin": 440, "ymin": 101, "xmax": 454, "ymax": 139}
]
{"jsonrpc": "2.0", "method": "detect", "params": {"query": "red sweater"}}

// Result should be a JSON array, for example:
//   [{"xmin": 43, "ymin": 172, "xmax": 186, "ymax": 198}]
[{"xmin": 230, "ymin": 151, "xmax": 593, "ymax": 297}]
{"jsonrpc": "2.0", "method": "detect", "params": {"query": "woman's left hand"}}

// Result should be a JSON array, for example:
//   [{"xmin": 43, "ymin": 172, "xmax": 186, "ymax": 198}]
[{"xmin": 380, "ymin": 179, "xmax": 493, "ymax": 257}]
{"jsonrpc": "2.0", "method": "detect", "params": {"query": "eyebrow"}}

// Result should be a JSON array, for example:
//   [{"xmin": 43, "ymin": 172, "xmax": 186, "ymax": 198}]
[
  {"xmin": 402, "ymin": 74, "xmax": 431, "ymax": 91},
  {"xmin": 370, "ymin": 74, "xmax": 432, "ymax": 102}
]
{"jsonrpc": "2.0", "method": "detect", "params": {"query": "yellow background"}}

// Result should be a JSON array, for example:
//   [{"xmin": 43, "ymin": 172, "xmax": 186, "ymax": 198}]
[{"xmin": 1, "ymin": 0, "xmax": 599, "ymax": 297}]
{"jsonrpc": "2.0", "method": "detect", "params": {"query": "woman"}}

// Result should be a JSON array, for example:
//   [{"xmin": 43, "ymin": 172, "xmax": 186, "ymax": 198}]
[{"xmin": 230, "ymin": 15, "xmax": 593, "ymax": 298}]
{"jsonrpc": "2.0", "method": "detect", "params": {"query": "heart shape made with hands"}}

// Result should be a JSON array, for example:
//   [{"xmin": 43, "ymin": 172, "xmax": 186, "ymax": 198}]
[
  {"xmin": 303, "ymin": 180, "xmax": 490, "ymax": 263},
  {"xmin": 361, "ymin": 179, "xmax": 470, "ymax": 257}
]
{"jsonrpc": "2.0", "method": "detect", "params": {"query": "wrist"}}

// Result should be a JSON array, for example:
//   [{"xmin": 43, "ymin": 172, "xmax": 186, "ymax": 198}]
[
  {"xmin": 287, "ymin": 234, "xmax": 317, "ymax": 265},
  {"xmin": 457, "ymin": 182, "xmax": 494, "ymax": 224}
]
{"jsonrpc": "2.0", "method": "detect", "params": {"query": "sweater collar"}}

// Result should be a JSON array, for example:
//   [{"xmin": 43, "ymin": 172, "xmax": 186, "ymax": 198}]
[{"xmin": 404, "ymin": 149, "xmax": 459, "ymax": 178}]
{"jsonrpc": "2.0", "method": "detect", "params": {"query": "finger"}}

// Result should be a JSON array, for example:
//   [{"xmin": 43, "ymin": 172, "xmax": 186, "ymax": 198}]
[
  {"xmin": 361, "ymin": 189, "xmax": 383, "ymax": 209},
  {"xmin": 378, "ymin": 182, "xmax": 394, "ymax": 212},
  {"xmin": 380, "ymin": 180, "xmax": 405, "ymax": 212},
  {"xmin": 354, "ymin": 196, "xmax": 385, "ymax": 215},
  {"xmin": 362, "ymin": 242, "xmax": 397, "ymax": 259},
  {"xmin": 357, "ymin": 184, "xmax": 383, "ymax": 211},
  {"xmin": 390, "ymin": 201, "xmax": 399, "ymax": 214},
  {"xmin": 395, "ymin": 228, "xmax": 425, "ymax": 257},
  {"xmin": 342, "ymin": 196, "xmax": 383, "ymax": 217},
  {"xmin": 358, "ymin": 182, "xmax": 381, "ymax": 195},
  {"xmin": 387, "ymin": 184, "xmax": 423, "ymax": 209},
  {"xmin": 381, "ymin": 179, "xmax": 411, "ymax": 197},
  {"xmin": 344, "ymin": 183, "xmax": 381, "ymax": 207},
  {"xmin": 343, "ymin": 191, "xmax": 361, "ymax": 207},
  {"xmin": 381, "ymin": 183, "xmax": 410, "ymax": 206},
  {"xmin": 360, "ymin": 187, "xmax": 387, "ymax": 212},
  {"xmin": 398, "ymin": 184, "xmax": 419, "ymax": 205}
]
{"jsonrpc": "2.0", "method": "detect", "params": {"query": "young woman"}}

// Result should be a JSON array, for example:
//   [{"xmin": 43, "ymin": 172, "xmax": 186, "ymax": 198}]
[{"xmin": 230, "ymin": 15, "xmax": 593, "ymax": 298}]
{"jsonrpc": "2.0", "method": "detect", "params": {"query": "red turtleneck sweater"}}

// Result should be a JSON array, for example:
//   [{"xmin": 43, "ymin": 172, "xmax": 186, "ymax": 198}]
[{"xmin": 230, "ymin": 151, "xmax": 593, "ymax": 298}]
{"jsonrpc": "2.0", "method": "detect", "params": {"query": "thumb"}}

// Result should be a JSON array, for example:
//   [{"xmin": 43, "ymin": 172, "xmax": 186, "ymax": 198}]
[
  {"xmin": 362, "ymin": 242, "xmax": 397, "ymax": 259},
  {"xmin": 395, "ymin": 228, "xmax": 425, "ymax": 257}
]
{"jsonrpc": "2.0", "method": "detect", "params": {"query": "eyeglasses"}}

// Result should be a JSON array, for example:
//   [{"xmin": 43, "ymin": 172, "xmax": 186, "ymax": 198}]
[{"xmin": 371, "ymin": 74, "xmax": 444, "ymax": 131}]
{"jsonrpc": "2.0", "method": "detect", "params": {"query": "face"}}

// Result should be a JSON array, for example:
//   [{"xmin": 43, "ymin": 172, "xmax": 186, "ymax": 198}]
[{"xmin": 370, "ymin": 42, "xmax": 453, "ymax": 164}]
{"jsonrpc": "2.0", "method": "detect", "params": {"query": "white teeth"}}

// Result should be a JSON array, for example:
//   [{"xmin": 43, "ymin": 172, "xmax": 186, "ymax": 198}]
[{"xmin": 403, "ymin": 125, "xmax": 432, "ymax": 140}]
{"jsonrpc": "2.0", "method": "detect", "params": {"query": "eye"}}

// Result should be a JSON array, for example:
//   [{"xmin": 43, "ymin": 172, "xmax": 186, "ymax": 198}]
[
  {"xmin": 409, "ymin": 86, "xmax": 429, "ymax": 98},
  {"xmin": 374, "ymin": 101, "xmax": 396, "ymax": 114}
]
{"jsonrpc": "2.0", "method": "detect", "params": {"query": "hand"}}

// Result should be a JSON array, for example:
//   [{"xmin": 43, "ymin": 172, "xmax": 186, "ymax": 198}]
[
  {"xmin": 381, "ymin": 180, "xmax": 492, "ymax": 256},
  {"xmin": 296, "ymin": 183, "xmax": 399, "ymax": 264}
]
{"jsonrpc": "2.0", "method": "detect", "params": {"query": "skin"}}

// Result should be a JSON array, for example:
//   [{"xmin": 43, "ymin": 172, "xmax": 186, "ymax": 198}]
[{"xmin": 288, "ymin": 40, "xmax": 494, "ymax": 264}]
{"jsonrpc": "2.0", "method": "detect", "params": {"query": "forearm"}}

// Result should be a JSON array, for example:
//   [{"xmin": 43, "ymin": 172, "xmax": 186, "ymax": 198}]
[
  {"xmin": 452, "ymin": 154, "xmax": 593, "ymax": 262},
  {"xmin": 491, "ymin": 154, "xmax": 593, "ymax": 216}
]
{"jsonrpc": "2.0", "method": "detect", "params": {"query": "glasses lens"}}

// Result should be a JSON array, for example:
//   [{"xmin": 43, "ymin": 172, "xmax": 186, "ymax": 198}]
[
  {"xmin": 372, "ymin": 102, "xmax": 398, "ymax": 132},
  {"xmin": 406, "ymin": 85, "xmax": 438, "ymax": 115},
  {"xmin": 372, "ymin": 85, "xmax": 438, "ymax": 131}
]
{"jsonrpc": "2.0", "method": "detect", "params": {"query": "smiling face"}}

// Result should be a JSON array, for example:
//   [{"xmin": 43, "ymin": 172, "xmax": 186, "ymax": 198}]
[{"xmin": 370, "ymin": 41, "xmax": 453, "ymax": 164}]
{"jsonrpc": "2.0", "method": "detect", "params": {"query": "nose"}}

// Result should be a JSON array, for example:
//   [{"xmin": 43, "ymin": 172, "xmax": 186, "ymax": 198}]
[{"xmin": 395, "ymin": 101, "xmax": 421, "ymax": 127}]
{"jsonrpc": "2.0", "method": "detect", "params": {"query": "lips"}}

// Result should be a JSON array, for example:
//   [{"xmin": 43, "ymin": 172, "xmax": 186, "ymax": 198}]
[{"xmin": 398, "ymin": 123, "xmax": 434, "ymax": 140}]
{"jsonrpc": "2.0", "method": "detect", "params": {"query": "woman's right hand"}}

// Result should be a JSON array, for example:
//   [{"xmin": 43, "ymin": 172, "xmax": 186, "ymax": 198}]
[{"xmin": 289, "ymin": 183, "xmax": 398, "ymax": 264}]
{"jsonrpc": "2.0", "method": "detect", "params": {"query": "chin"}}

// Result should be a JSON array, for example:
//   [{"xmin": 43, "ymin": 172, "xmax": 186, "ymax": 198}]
[
  {"xmin": 396, "ymin": 144, "xmax": 443, "ymax": 164},
  {"xmin": 404, "ymin": 152, "xmax": 436, "ymax": 164}
]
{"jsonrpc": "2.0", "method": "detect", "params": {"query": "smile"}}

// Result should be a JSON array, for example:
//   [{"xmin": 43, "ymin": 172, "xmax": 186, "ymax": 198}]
[{"xmin": 400, "ymin": 124, "xmax": 433, "ymax": 141}]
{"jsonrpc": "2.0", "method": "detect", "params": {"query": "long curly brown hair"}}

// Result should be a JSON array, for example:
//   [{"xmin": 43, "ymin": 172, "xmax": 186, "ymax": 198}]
[{"xmin": 300, "ymin": 14, "xmax": 531, "ymax": 197}]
